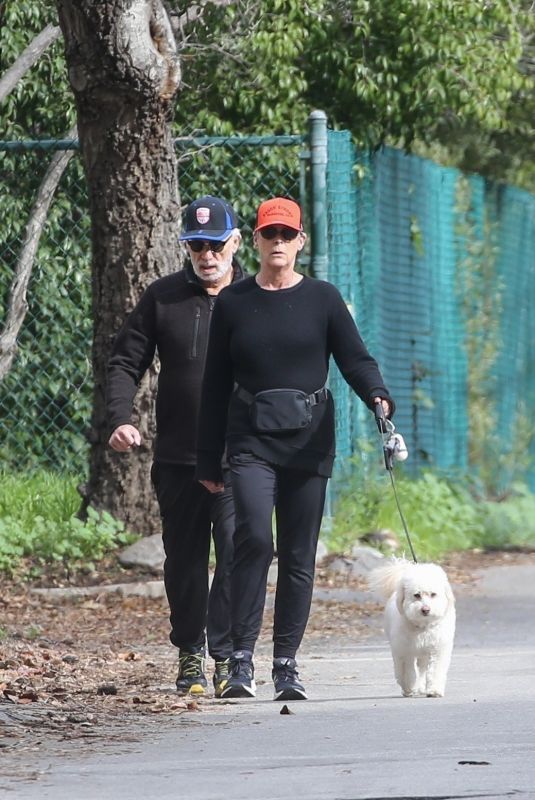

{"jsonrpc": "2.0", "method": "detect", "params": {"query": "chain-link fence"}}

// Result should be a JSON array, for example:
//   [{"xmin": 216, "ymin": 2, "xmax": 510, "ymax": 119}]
[
  {"xmin": 0, "ymin": 134, "xmax": 305, "ymax": 474},
  {"xmin": 2, "ymin": 123, "xmax": 535, "ymax": 497}
]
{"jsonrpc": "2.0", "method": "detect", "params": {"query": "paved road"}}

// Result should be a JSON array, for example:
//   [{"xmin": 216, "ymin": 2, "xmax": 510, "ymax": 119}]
[{"xmin": 3, "ymin": 563, "xmax": 535, "ymax": 800}]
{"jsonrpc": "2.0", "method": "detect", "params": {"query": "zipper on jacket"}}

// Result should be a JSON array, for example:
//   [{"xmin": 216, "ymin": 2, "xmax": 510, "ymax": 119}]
[{"xmin": 191, "ymin": 306, "xmax": 201, "ymax": 358}]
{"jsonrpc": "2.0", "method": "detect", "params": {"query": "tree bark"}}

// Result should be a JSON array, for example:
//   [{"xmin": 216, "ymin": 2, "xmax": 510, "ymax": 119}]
[{"xmin": 56, "ymin": 0, "xmax": 181, "ymax": 536}]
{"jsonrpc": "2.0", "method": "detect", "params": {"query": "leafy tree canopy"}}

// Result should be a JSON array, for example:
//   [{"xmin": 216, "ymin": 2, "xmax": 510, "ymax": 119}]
[
  {"xmin": 175, "ymin": 2, "xmax": 532, "ymax": 134},
  {"xmin": 2, "ymin": 0, "xmax": 535, "ymax": 185}
]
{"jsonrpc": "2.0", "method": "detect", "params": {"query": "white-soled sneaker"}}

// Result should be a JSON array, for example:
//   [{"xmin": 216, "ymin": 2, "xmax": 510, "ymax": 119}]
[
  {"xmin": 272, "ymin": 657, "xmax": 307, "ymax": 701},
  {"xmin": 220, "ymin": 650, "xmax": 256, "ymax": 698}
]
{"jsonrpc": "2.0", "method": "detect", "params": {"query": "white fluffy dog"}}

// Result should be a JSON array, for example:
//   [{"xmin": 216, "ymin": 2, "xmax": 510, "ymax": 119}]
[{"xmin": 368, "ymin": 557, "xmax": 456, "ymax": 698}]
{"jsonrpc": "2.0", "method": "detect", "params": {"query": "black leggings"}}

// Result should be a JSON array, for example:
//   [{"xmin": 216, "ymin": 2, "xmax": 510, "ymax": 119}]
[
  {"xmin": 229, "ymin": 453, "xmax": 328, "ymax": 659},
  {"xmin": 151, "ymin": 463, "xmax": 234, "ymax": 660}
]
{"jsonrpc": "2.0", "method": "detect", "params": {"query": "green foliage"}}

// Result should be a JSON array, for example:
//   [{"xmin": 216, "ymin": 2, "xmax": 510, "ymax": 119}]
[
  {"xmin": 3, "ymin": 0, "xmax": 535, "ymax": 186},
  {"xmin": 1, "ymin": 6, "xmax": 89, "ymax": 473},
  {"xmin": 0, "ymin": 151, "xmax": 92, "ymax": 472},
  {"xmin": 330, "ymin": 468, "xmax": 535, "ymax": 559},
  {"xmin": 480, "ymin": 483, "xmax": 535, "ymax": 550},
  {"xmin": 330, "ymin": 469, "xmax": 486, "ymax": 560},
  {"xmin": 309, "ymin": 0, "xmax": 528, "ymax": 146},
  {"xmin": 174, "ymin": 0, "xmax": 534, "ymax": 157},
  {"xmin": 0, "ymin": 1, "xmax": 74, "ymax": 138},
  {"xmin": 0, "ymin": 471, "xmax": 138, "ymax": 574}
]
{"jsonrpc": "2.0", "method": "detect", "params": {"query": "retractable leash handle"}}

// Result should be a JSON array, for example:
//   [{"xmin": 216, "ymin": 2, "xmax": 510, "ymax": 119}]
[
  {"xmin": 374, "ymin": 400, "xmax": 388, "ymax": 433},
  {"xmin": 374, "ymin": 402, "xmax": 394, "ymax": 471}
]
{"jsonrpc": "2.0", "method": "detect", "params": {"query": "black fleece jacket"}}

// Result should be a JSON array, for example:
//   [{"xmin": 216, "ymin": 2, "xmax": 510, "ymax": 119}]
[
  {"xmin": 106, "ymin": 259, "xmax": 245, "ymax": 465},
  {"xmin": 196, "ymin": 275, "xmax": 394, "ymax": 481}
]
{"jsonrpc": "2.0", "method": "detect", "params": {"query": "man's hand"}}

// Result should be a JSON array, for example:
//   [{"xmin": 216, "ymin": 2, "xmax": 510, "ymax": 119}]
[
  {"xmin": 199, "ymin": 480, "xmax": 225, "ymax": 494},
  {"xmin": 108, "ymin": 424, "xmax": 141, "ymax": 452}
]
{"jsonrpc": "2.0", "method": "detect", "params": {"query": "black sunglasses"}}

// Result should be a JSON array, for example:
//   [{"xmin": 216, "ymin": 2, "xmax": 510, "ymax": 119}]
[
  {"xmin": 186, "ymin": 238, "xmax": 229, "ymax": 253},
  {"xmin": 259, "ymin": 226, "xmax": 300, "ymax": 241}
]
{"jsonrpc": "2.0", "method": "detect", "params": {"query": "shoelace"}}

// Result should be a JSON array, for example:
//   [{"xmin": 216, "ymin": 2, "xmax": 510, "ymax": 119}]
[
  {"xmin": 214, "ymin": 659, "xmax": 230, "ymax": 677},
  {"xmin": 230, "ymin": 658, "xmax": 252, "ymax": 678},
  {"xmin": 179, "ymin": 654, "xmax": 203, "ymax": 677},
  {"xmin": 275, "ymin": 662, "xmax": 299, "ymax": 683}
]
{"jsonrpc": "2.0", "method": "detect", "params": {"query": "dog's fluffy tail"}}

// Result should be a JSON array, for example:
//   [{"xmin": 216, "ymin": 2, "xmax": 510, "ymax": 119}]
[{"xmin": 367, "ymin": 556, "xmax": 412, "ymax": 599}]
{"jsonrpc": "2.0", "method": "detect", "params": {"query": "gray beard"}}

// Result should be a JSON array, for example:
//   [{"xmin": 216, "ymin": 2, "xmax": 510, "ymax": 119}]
[{"xmin": 192, "ymin": 259, "xmax": 233, "ymax": 284}]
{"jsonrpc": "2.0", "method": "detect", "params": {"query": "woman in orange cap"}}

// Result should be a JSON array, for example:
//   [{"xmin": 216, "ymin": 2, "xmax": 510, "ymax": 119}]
[{"xmin": 197, "ymin": 197, "xmax": 394, "ymax": 701}]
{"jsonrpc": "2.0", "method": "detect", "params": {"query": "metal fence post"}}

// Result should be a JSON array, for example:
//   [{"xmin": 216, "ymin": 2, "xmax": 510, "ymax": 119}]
[
  {"xmin": 308, "ymin": 110, "xmax": 333, "ymax": 532},
  {"xmin": 308, "ymin": 110, "xmax": 328, "ymax": 281}
]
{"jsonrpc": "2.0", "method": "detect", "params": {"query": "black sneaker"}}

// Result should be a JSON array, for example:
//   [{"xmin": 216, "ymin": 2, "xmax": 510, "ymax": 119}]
[
  {"xmin": 213, "ymin": 658, "xmax": 231, "ymax": 698},
  {"xmin": 176, "ymin": 651, "xmax": 207, "ymax": 696},
  {"xmin": 272, "ymin": 657, "xmax": 307, "ymax": 701},
  {"xmin": 220, "ymin": 650, "xmax": 256, "ymax": 698}
]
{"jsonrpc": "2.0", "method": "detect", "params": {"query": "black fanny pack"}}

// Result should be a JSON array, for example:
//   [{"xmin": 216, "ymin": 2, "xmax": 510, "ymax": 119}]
[{"xmin": 235, "ymin": 385, "xmax": 329, "ymax": 434}]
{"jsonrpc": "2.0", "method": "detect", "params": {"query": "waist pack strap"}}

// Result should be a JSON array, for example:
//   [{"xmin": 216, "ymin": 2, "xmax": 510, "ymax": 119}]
[{"xmin": 235, "ymin": 385, "xmax": 328, "ymax": 407}]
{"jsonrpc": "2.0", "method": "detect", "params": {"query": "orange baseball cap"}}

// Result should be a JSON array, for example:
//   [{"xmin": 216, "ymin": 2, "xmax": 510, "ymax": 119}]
[{"xmin": 255, "ymin": 198, "xmax": 302, "ymax": 232}]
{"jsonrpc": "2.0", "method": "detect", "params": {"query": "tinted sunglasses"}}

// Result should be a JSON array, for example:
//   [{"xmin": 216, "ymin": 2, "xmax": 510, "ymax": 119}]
[
  {"xmin": 259, "ymin": 226, "xmax": 300, "ymax": 241},
  {"xmin": 186, "ymin": 238, "xmax": 229, "ymax": 253}
]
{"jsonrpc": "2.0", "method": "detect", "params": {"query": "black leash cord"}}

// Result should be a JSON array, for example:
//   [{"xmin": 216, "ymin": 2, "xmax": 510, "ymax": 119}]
[{"xmin": 374, "ymin": 402, "xmax": 418, "ymax": 564}]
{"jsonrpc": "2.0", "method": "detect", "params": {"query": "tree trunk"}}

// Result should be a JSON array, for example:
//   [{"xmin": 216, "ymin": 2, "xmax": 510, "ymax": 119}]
[{"xmin": 56, "ymin": 0, "xmax": 181, "ymax": 535}]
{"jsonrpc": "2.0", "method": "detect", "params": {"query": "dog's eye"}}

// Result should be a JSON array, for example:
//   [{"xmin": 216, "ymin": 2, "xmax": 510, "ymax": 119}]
[
  {"xmin": 413, "ymin": 592, "xmax": 421, "ymax": 599},
  {"xmin": 431, "ymin": 592, "xmax": 437, "ymax": 598}
]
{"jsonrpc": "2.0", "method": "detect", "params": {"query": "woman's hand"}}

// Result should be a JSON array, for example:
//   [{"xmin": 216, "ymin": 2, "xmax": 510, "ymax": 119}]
[
  {"xmin": 199, "ymin": 480, "xmax": 225, "ymax": 494},
  {"xmin": 373, "ymin": 396, "xmax": 392, "ymax": 418}
]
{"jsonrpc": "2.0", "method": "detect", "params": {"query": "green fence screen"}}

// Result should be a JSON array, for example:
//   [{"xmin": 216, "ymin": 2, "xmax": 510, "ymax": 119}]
[{"xmin": 326, "ymin": 130, "xmax": 535, "ymax": 495}]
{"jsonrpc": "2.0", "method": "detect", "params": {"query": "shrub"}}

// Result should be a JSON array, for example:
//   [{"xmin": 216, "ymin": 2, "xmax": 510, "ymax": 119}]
[
  {"xmin": 329, "ymin": 469, "xmax": 488, "ymax": 560},
  {"xmin": 480, "ymin": 482, "xmax": 535, "ymax": 550}
]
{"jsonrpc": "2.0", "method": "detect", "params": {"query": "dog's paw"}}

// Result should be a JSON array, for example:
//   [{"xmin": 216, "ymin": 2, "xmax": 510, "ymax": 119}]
[
  {"xmin": 401, "ymin": 689, "xmax": 421, "ymax": 698},
  {"xmin": 425, "ymin": 689, "xmax": 444, "ymax": 698}
]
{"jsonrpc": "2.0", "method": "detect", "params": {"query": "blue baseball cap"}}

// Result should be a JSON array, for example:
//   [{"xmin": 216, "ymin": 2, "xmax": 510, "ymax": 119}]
[{"xmin": 179, "ymin": 196, "xmax": 238, "ymax": 241}]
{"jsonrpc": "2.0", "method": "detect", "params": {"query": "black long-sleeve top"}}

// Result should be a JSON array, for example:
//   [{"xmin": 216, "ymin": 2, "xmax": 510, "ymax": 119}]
[
  {"xmin": 106, "ymin": 260, "xmax": 244, "ymax": 465},
  {"xmin": 196, "ymin": 275, "xmax": 394, "ymax": 481}
]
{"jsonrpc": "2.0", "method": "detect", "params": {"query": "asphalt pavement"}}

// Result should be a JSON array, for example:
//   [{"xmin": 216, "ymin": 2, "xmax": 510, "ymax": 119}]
[{"xmin": 2, "ymin": 561, "xmax": 535, "ymax": 800}]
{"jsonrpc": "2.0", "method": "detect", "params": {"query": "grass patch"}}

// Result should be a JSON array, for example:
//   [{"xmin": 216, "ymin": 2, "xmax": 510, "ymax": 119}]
[{"xmin": 0, "ymin": 470, "xmax": 138, "ymax": 574}]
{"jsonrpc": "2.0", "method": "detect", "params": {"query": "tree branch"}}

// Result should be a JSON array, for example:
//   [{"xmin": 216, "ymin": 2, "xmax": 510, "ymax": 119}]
[
  {"xmin": 170, "ymin": 0, "xmax": 235, "ymax": 36},
  {"xmin": 0, "ymin": 24, "xmax": 62, "ymax": 104},
  {"xmin": 0, "ymin": 126, "xmax": 78, "ymax": 380}
]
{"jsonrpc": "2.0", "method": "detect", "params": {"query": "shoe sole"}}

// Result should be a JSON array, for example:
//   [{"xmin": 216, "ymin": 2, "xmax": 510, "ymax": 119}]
[
  {"xmin": 176, "ymin": 683, "xmax": 207, "ymax": 696},
  {"xmin": 213, "ymin": 679, "xmax": 228, "ymax": 698},
  {"xmin": 220, "ymin": 680, "xmax": 256, "ymax": 699},
  {"xmin": 273, "ymin": 687, "xmax": 308, "ymax": 701}
]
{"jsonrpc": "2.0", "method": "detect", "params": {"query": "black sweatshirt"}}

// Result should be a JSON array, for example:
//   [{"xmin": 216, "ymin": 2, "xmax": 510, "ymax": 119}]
[
  {"xmin": 196, "ymin": 275, "xmax": 394, "ymax": 481},
  {"xmin": 106, "ymin": 260, "xmax": 245, "ymax": 465}
]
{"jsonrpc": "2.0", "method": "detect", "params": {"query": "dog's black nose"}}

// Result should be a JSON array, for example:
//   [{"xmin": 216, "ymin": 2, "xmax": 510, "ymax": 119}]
[{"xmin": 421, "ymin": 607, "xmax": 430, "ymax": 615}]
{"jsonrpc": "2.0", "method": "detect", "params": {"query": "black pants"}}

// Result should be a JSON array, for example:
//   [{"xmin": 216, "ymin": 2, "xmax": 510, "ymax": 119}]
[
  {"xmin": 151, "ymin": 462, "xmax": 234, "ymax": 660},
  {"xmin": 228, "ymin": 453, "xmax": 328, "ymax": 659}
]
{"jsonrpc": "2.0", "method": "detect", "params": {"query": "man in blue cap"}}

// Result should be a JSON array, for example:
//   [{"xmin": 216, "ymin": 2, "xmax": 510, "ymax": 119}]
[{"xmin": 107, "ymin": 196, "xmax": 243, "ymax": 697}]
